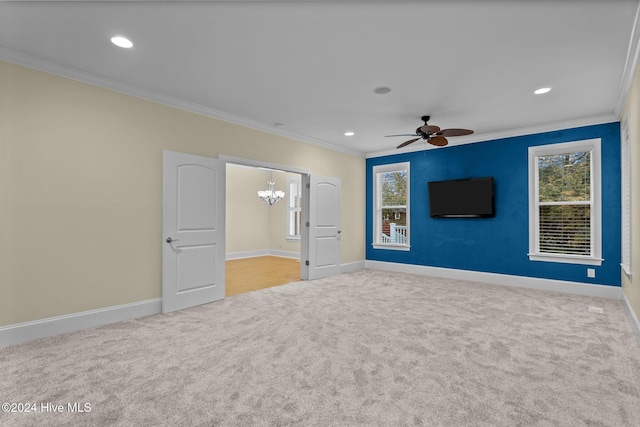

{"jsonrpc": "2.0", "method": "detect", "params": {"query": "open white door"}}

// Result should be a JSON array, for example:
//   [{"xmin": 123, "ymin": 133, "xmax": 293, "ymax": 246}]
[
  {"xmin": 306, "ymin": 175, "xmax": 342, "ymax": 280},
  {"xmin": 162, "ymin": 151, "xmax": 225, "ymax": 313}
]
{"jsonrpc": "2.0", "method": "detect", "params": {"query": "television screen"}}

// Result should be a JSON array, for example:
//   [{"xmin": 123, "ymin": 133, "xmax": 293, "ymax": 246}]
[{"xmin": 428, "ymin": 177, "xmax": 495, "ymax": 218}]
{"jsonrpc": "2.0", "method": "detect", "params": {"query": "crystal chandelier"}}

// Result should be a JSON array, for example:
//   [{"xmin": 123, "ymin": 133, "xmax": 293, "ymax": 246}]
[{"xmin": 257, "ymin": 178, "xmax": 285, "ymax": 206}]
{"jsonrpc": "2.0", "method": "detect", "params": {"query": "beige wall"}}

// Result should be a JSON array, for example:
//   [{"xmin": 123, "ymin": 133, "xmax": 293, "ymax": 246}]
[
  {"xmin": 225, "ymin": 165, "xmax": 301, "ymax": 256},
  {"xmin": 621, "ymin": 59, "xmax": 640, "ymax": 319},
  {"xmin": 0, "ymin": 61, "xmax": 364, "ymax": 326},
  {"xmin": 225, "ymin": 164, "xmax": 271, "ymax": 254}
]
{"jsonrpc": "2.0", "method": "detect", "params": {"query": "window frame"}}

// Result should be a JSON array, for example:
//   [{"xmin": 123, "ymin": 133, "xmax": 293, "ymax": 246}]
[
  {"xmin": 621, "ymin": 114, "xmax": 632, "ymax": 277},
  {"xmin": 372, "ymin": 162, "xmax": 410, "ymax": 251},
  {"xmin": 527, "ymin": 138, "xmax": 602, "ymax": 266},
  {"xmin": 286, "ymin": 176, "xmax": 302, "ymax": 241}
]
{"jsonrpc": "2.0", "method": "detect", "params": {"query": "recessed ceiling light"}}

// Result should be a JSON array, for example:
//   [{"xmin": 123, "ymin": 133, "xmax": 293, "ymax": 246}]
[
  {"xmin": 373, "ymin": 87, "xmax": 391, "ymax": 95},
  {"xmin": 111, "ymin": 36, "xmax": 133, "ymax": 49},
  {"xmin": 534, "ymin": 87, "xmax": 552, "ymax": 95},
  {"xmin": 344, "ymin": 131, "xmax": 355, "ymax": 136}
]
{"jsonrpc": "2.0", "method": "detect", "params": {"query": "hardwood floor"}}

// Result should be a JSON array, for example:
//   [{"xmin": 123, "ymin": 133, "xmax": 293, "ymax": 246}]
[{"xmin": 226, "ymin": 256, "xmax": 301, "ymax": 297}]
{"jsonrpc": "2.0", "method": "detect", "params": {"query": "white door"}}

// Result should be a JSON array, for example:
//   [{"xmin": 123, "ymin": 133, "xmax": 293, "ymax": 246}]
[
  {"xmin": 162, "ymin": 151, "xmax": 225, "ymax": 313},
  {"xmin": 306, "ymin": 175, "xmax": 342, "ymax": 280}
]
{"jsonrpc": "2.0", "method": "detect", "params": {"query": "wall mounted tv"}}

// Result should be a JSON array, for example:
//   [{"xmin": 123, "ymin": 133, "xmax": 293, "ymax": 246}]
[{"xmin": 428, "ymin": 177, "xmax": 495, "ymax": 218}]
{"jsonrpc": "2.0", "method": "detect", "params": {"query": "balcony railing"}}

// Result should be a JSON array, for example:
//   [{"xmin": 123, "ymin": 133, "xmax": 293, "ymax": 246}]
[{"xmin": 381, "ymin": 223, "xmax": 407, "ymax": 244}]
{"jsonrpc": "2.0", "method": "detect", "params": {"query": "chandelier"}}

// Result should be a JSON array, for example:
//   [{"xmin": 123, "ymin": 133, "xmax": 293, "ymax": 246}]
[{"xmin": 257, "ymin": 179, "xmax": 285, "ymax": 206}]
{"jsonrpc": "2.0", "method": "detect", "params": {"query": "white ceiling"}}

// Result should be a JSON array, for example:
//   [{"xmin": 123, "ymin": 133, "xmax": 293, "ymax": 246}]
[{"xmin": 1, "ymin": 1, "xmax": 638, "ymax": 156}]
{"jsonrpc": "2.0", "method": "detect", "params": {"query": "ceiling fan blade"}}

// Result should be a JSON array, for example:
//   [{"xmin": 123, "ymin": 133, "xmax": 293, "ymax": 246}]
[
  {"xmin": 397, "ymin": 137, "xmax": 421, "ymax": 149},
  {"xmin": 419, "ymin": 125, "xmax": 441, "ymax": 134},
  {"xmin": 386, "ymin": 133, "xmax": 418, "ymax": 137},
  {"xmin": 428, "ymin": 136, "xmax": 448, "ymax": 147},
  {"xmin": 436, "ymin": 128, "xmax": 474, "ymax": 137}
]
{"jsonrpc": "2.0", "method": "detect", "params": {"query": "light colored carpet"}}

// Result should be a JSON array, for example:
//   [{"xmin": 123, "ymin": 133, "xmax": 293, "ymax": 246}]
[{"xmin": 2, "ymin": 269, "xmax": 640, "ymax": 426}]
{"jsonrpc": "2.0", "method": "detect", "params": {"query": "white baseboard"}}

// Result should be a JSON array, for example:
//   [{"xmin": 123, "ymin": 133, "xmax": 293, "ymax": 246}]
[
  {"xmin": 365, "ymin": 260, "xmax": 623, "ymax": 300},
  {"xmin": 622, "ymin": 291, "xmax": 640, "ymax": 344},
  {"xmin": 0, "ymin": 298, "xmax": 161, "ymax": 348},
  {"xmin": 226, "ymin": 250, "xmax": 300, "ymax": 260},
  {"xmin": 342, "ymin": 260, "xmax": 365, "ymax": 273},
  {"xmin": 10, "ymin": 260, "xmax": 622, "ymax": 348},
  {"xmin": 226, "ymin": 250, "xmax": 270, "ymax": 260},
  {"xmin": 269, "ymin": 250, "xmax": 300, "ymax": 260},
  {"xmin": 3, "ymin": 252, "xmax": 309, "ymax": 347}
]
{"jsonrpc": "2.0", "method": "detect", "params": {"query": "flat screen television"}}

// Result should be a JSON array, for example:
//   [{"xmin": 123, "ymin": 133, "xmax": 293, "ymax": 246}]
[{"xmin": 428, "ymin": 177, "xmax": 495, "ymax": 218}]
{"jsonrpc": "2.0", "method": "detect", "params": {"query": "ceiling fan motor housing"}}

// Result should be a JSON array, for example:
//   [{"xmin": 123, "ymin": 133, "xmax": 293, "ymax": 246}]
[{"xmin": 418, "ymin": 115, "xmax": 432, "ymax": 138}]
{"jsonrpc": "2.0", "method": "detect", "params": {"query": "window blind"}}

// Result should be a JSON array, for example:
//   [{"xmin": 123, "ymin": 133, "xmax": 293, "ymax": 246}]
[
  {"xmin": 539, "ymin": 204, "xmax": 591, "ymax": 255},
  {"xmin": 288, "ymin": 180, "xmax": 302, "ymax": 237}
]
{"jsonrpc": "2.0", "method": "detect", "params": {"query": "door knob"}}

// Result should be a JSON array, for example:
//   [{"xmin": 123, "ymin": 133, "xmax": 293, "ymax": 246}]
[{"xmin": 166, "ymin": 237, "xmax": 180, "ymax": 243}]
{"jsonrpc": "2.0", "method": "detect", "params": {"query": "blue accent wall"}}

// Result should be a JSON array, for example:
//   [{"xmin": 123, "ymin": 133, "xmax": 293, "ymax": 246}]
[{"xmin": 366, "ymin": 122, "xmax": 622, "ymax": 286}]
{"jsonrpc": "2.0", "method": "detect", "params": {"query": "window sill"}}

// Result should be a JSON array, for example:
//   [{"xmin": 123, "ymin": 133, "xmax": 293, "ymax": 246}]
[
  {"xmin": 286, "ymin": 237, "xmax": 301, "ymax": 243},
  {"xmin": 372, "ymin": 243, "xmax": 411, "ymax": 251},
  {"xmin": 528, "ymin": 253, "xmax": 602, "ymax": 266}
]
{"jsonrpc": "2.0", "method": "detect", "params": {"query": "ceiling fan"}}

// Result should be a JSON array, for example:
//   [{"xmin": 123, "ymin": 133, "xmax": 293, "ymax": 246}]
[{"xmin": 386, "ymin": 116, "xmax": 474, "ymax": 148}]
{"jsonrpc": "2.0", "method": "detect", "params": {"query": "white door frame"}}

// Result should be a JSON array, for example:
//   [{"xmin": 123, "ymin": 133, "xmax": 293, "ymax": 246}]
[{"xmin": 219, "ymin": 155, "xmax": 312, "ymax": 280}]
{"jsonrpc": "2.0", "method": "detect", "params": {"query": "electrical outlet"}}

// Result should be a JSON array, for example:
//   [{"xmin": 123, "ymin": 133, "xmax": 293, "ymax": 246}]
[{"xmin": 587, "ymin": 268, "xmax": 595, "ymax": 278}]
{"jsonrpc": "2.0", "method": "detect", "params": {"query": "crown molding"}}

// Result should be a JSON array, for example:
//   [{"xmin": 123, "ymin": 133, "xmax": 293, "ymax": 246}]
[
  {"xmin": 365, "ymin": 114, "xmax": 619, "ymax": 159},
  {"xmin": 0, "ymin": 45, "xmax": 622, "ymax": 161},
  {"xmin": 0, "ymin": 47, "xmax": 365, "ymax": 158},
  {"xmin": 615, "ymin": 0, "xmax": 640, "ymax": 118}
]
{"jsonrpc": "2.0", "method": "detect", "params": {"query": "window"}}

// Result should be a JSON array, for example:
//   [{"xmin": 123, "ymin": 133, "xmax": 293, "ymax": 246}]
[
  {"xmin": 528, "ymin": 139, "xmax": 602, "ymax": 265},
  {"xmin": 372, "ymin": 162, "xmax": 410, "ymax": 250},
  {"xmin": 287, "ymin": 177, "xmax": 302, "ymax": 240},
  {"xmin": 621, "ymin": 115, "xmax": 632, "ymax": 276}
]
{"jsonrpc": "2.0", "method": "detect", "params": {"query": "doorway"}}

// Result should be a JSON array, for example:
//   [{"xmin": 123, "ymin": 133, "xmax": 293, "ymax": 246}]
[
  {"xmin": 162, "ymin": 152, "xmax": 342, "ymax": 312},
  {"xmin": 220, "ymin": 155, "xmax": 309, "ymax": 296},
  {"xmin": 225, "ymin": 162, "xmax": 304, "ymax": 296}
]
